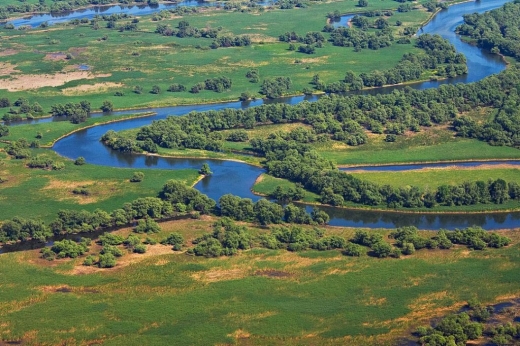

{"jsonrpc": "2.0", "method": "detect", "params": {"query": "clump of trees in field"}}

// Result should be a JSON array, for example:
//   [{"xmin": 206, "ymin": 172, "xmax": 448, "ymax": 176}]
[{"xmin": 415, "ymin": 299, "xmax": 520, "ymax": 346}]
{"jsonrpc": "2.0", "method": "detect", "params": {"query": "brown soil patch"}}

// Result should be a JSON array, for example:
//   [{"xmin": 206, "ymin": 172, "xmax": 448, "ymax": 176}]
[
  {"xmin": 69, "ymin": 245, "xmax": 175, "ymax": 275},
  {"xmin": 254, "ymin": 269, "xmax": 292, "ymax": 278},
  {"xmin": 61, "ymin": 82, "xmax": 123, "ymax": 96},
  {"xmin": 0, "ymin": 71, "xmax": 111, "ymax": 91},
  {"xmin": 0, "ymin": 49, "xmax": 18, "ymax": 57},
  {"xmin": 44, "ymin": 52, "xmax": 68, "ymax": 61},
  {"xmin": 191, "ymin": 268, "xmax": 247, "ymax": 283}
]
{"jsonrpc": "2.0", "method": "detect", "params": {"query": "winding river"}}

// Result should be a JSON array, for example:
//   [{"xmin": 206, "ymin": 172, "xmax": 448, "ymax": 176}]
[{"xmin": 14, "ymin": 0, "xmax": 520, "ymax": 229}]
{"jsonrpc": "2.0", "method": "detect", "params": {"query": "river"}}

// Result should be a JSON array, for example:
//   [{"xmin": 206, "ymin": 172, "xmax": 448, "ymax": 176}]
[{"xmin": 14, "ymin": 0, "xmax": 520, "ymax": 230}]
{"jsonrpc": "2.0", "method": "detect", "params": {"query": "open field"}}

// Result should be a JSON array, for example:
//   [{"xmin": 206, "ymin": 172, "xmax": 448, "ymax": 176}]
[
  {"xmin": 350, "ymin": 167, "xmax": 520, "ymax": 189},
  {"xmin": 318, "ymin": 129, "xmax": 520, "ymax": 165},
  {"xmin": 0, "ymin": 149, "xmax": 199, "ymax": 222},
  {"xmin": 0, "ymin": 219, "xmax": 519, "ymax": 345},
  {"xmin": 0, "ymin": 0, "xmax": 432, "ymax": 112}
]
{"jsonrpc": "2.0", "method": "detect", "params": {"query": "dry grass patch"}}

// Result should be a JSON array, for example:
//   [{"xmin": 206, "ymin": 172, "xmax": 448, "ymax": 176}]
[
  {"xmin": 61, "ymin": 82, "xmax": 123, "ymax": 95},
  {"xmin": 0, "ymin": 71, "xmax": 111, "ymax": 91},
  {"xmin": 41, "ymin": 178, "xmax": 122, "ymax": 205},
  {"xmin": 0, "ymin": 49, "xmax": 19, "ymax": 57},
  {"xmin": 227, "ymin": 329, "xmax": 251, "ymax": 340},
  {"xmin": 44, "ymin": 52, "xmax": 68, "ymax": 61},
  {"xmin": 0, "ymin": 62, "xmax": 19, "ymax": 76},
  {"xmin": 191, "ymin": 267, "xmax": 248, "ymax": 283}
]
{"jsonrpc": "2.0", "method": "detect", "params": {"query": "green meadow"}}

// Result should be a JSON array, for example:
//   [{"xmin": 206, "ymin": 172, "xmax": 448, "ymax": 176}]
[
  {"xmin": 0, "ymin": 220, "xmax": 519, "ymax": 345},
  {"xmin": 0, "ymin": 149, "xmax": 199, "ymax": 222},
  {"xmin": 0, "ymin": 0, "xmax": 431, "ymax": 111}
]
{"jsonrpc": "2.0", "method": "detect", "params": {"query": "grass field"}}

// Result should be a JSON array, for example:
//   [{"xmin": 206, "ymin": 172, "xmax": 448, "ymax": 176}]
[
  {"xmin": 318, "ymin": 128, "xmax": 520, "ymax": 165},
  {"xmin": 0, "ymin": 149, "xmax": 199, "ymax": 222},
  {"xmin": 0, "ymin": 0, "xmax": 432, "ymax": 112},
  {"xmin": 0, "ymin": 219, "xmax": 519, "ymax": 345}
]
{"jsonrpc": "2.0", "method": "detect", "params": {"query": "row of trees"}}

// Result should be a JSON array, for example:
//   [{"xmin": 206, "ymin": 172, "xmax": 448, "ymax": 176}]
[{"xmin": 257, "ymin": 140, "xmax": 520, "ymax": 208}]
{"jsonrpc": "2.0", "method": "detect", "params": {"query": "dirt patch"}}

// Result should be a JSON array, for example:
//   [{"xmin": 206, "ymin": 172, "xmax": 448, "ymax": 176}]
[
  {"xmin": 44, "ymin": 52, "xmax": 68, "ymax": 61},
  {"xmin": 254, "ymin": 269, "xmax": 292, "ymax": 278},
  {"xmin": 0, "ymin": 71, "xmax": 111, "ymax": 91},
  {"xmin": 0, "ymin": 49, "xmax": 18, "ymax": 57},
  {"xmin": 61, "ymin": 82, "xmax": 123, "ymax": 96},
  {"xmin": 191, "ymin": 268, "xmax": 247, "ymax": 283},
  {"xmin": 41, "ymin": 179, "xmax": 120, "ymax": 205},
  {"xmin": 248, "ymin": 34, "xmax": 278, "ymax": 43}
]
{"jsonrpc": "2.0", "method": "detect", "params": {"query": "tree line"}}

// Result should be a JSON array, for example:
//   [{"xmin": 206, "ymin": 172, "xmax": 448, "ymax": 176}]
[{"xmin": 0, "ymin": 180, "xmax": 328, "ymax": 243}]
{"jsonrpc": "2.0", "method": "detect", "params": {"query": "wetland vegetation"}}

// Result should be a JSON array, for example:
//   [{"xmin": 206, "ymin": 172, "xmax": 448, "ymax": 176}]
[{"xmin": 1, "ymin": 0, "xmax": 520, "ymax": 344}]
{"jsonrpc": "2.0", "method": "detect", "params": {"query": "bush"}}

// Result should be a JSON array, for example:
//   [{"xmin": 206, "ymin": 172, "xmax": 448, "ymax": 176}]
[
  {"xmin": 98, "ymin": 253, "xmax": 116, "ymax": 268},
  {"xmin": 100, "ymin": 100, "xmax": 114, "ymax": 112},
  {"xmin": 83, "ymin": 255, "xmax": 96, "ymax": 266},
  {"xmin": 343, "ymin": 243, "xmax": 364, "ymax": 256},
  {"xmin": 130, "ymin": 172, "xmax": 144, "ymax": 182},
  {"xmin": 74, "ymin": 157, "xmax": 86, "ymax": 165},
  {"xmin": 133, "ymin": 244, "xmax": 147, "ymax": 253},
  {"xmin": 134, "ymin": 218, "xmax": 161, "ymax": 233},
  {"xmin": 100, "ymin": 245, "xmax": 124, "ymax": 257},
  {"xmin": 161, "ymin": 232, "xmax": 184, "ymax": 247},
  {"xmin": 98, "ymin": 233, "xmax": 124, "ymax": 246}
]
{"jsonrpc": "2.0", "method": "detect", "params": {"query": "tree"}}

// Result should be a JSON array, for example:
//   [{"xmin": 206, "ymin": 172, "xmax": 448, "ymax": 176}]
[
  {"xmin": 98, "ymin": 253, "xmax": 116, "ymax": 268},
  {"xmin": 151, "ymin": 85, "xmax": 161, "ymax": 94},
  {"xmin": 130, "ymin": 172, "xmax": 144, "ymax": 182},
  {"xmin": 199, "ymin": 163, "xmax": 212, "ymax": 175},
  {"xmin": 133, "ymin": 85, "xmax": 143, "ymax": 94},
  {"xmin": 358, "ymin": 0, "xmax": 368, "ymax": 7},
  {"xmin": 74, "ymin": 157, "xmax": 86, "ymax": 165},
  {"xmin": 0, "ymin": 124, "xmax": 9, "ymax": 137},
  {"xmin": 100, "ymin": 100, "xmax": 113, "ymax": 112}
]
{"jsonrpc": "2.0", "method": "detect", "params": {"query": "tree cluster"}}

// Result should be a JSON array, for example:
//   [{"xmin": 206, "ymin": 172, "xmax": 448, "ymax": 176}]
[{"xmin": 457, "ymin": 1, "xmax": 520, "ymax": 60}]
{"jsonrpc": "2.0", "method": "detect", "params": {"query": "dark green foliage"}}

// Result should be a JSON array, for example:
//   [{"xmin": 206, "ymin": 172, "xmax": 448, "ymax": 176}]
[
  {"xmin": 0, "ymin": 217, "xmax": 51, "ymax": 242},
  {"xmin": 260, "ymin": 77, "xmax": 292, "ymax": 98},
  {"xmin": 161, "ymin": 232, "xmax": 184, "ymax": 250},
  {"xmin": 167, "ymin": 83, "xmax": 186, "ymax": 92},
  {"xmin": 198, "ymin": 163, "xmax": 212, "ymax": 175},
  {"xmin": 43, "ymin": 238, "xmax": 90, "ymax": 259},
  {"xmin": 51, "ymin": 101, "xmax": 91, "ymax": 123},
  {"xmin": 98, "ymin": 232, "xmax": 124, "ymax": 246},
  {"xmin": 190, "ymin": 218, "xmax": 252, "ymax": 257},
  {"xmin": 351, "ymin": 230, "xmax": 383, "ymax": 247},
  {"xmin": 270, "ymin": 185, "xmax": 305, "ymax": 203},
  {"xmin": 457, "ymin": 2, "xmax": 520, "ymax": 60},
  {"xmin": 273, "ymin": 225, "xmax": 325, "ymax": 251},
  {"xmin": 446, "ymin": 226, "xmax": 511, "ymax": 250},
  {"xmin": 74, "ymin": 157, "xmax": 86, "ymax": 165},
  {"xmin": 343, "ymin": 242, "xmax": 364, "ymax": 256},
  {"xmin": 100, "ymin": 100, "xmax": 114, "ymax": 112},
  {"xmin": 159, "ymin": 180, "xmax": 216, "ymax": 214},
  {"xmin": 100, "ymin": 245, "xmax": 124, "ymax": 257},
  {"xmin": 130, "ymin": 172, "xmax": 144, "ymax": 182},
  {"xmin": 133, "ymin": 244, "xmax": 147, "ymax": 253},
  {"xmin": 0, "ymin": 124, "xmax": 9, "ymax": 137},
  {"xmin": 371, "ymin": 241, "xmax": 393, "ymax": 258},
  {"xmin": 134, "ymin": 218, "xmax": 161, "ymax": 233},
  {"xmin": 226, "ymin": 130, "xmax": 249, "ymax": 142},
  {"xmin": 98, "ymin": 253, "xmax": 116, "ymax": 268}
]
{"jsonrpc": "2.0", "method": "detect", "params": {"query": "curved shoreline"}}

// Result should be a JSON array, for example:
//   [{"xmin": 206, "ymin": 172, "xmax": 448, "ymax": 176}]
[{"xmin": 40, "ymin": 112, "xmax": 157, "ymax": 148}]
